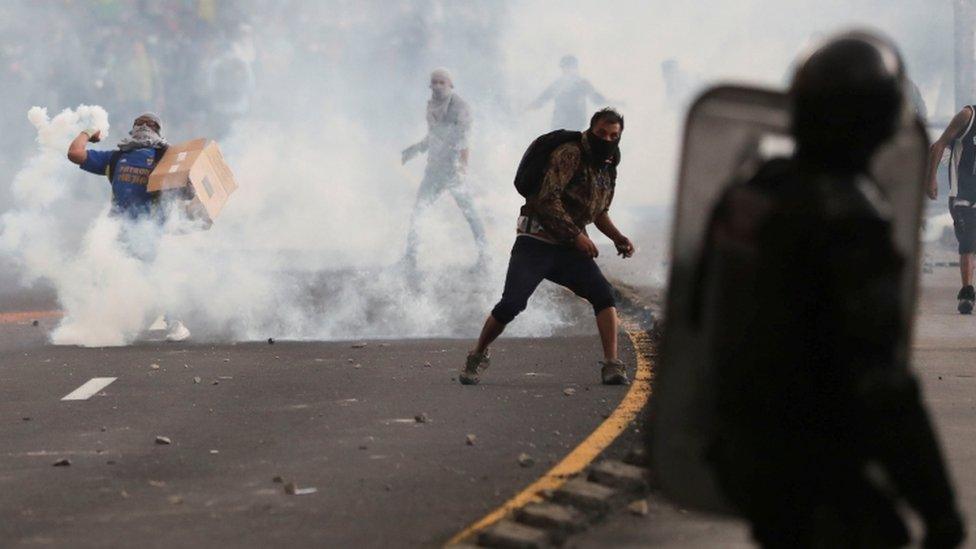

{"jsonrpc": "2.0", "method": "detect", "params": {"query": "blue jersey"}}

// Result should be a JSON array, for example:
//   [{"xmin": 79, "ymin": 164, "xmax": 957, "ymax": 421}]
[{"xmin": 80, "ymin": 147, "xmax": 163, "ymax": 219}]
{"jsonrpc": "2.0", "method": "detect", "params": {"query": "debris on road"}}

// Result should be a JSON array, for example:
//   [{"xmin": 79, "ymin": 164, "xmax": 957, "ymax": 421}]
[
  {"xmin": 168, "ymin": 495, "xmax": 184, "ymax": 505},
  {"xmin": 193, "ymin": 376, "xmax": 202, "ymax": 384},
  {"xmin": 148, "ymin": 480, "xmax": 167, "ymax": 488},
  {"xmin": 155, "ymin": 436, "xmax": 172, "ymax": 445},
  {"xmin": 351, "ymin": 342, "xmax": 367, "ymax": 348},
  {"xmin": 424, "ymin": 361, "xmax": 432, "ymax": 368},
  {"xmin": 518, "ymin": 453, "xmax": 535, "ymax": 467},
  {"xmin": 150, "ymin": 363, "xmax": 160, "ymax": 370},
  {"xmin": 209, "ymin": 450, "xmax": 219, "ymax": 455},
  {"xmin": 466, "ymin": 434, "xmax": 477, "ymax": 446},
  {"xmin": 272, "ymin": 476, "xmax": 284, "ymax": 483},
  {"xmin": 414, "ymin": 413, "xmax": 430, "ymax": 424},
  {"xmin": 268, "ymin": 338, "xmax": 275, "ymax": 345},
  {"xmin": 21, "ymin": 417, "xmax": 31, "ymax": 421},
  {"xmin": 31, "ymin": 319, "xmax": 39, "ymax": 326},
  {"xmin": 284, "ymin": 482, "xmax": 318, "ymax": 495},
  {"xmin": 52, "ymin": 458, "xmax": 71, "ymax": 467},
  {"xmin": 628, "ymin": 499, "xmax": 649, "ymax": 516},
  {"xmin": 563, "ymin": 388, "xmax": 576, "ymax": 396}
]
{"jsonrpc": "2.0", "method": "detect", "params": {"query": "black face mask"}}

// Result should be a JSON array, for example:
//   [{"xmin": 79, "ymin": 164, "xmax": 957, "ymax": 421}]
[{"xmin": 586, "ymin": 130, "xmax": 619, "ymax": 166}]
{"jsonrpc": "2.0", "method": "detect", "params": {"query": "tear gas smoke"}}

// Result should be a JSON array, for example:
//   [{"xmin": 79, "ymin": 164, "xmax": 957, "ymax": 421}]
[
  {"xmin": 2, "ymin": 105, "xmax": 587, "ymax": 346},
  {"xmin": 0, "ymin": 1, "xmax": 955, "ymax": 346}
]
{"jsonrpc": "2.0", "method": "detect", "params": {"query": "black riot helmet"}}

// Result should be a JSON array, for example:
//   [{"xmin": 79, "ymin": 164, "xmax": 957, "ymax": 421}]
[{"xmin": 790, "ymin": 30, "xmax": 906, "ymax": 175}]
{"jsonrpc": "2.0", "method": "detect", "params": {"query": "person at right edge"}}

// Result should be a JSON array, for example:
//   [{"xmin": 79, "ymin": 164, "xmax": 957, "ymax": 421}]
[
  {"xmin": 926, "ymin": 102, "xmax": 976, "ymax": 314},
  {"xmin": 700, "ymin": 32, "xmax": 965, "ymax": 547}
]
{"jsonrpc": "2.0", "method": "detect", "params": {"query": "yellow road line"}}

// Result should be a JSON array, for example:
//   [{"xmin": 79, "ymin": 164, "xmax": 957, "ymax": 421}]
[
  {"xmin": 0, "ymin": 310, "xmax": 63, "ymax": 324},
  {"xmin": 445, "ymin": 327, "xmax": 655, "ymax": 546}
]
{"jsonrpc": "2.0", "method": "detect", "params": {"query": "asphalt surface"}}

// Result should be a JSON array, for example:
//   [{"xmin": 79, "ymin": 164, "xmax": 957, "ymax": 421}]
[
  {"xmin": 570, "ymin": 267, "xmax": 976, "ymax": 548},
  {"xmin": 0, "ymin": 309, "xmax": 637, "ymax": 548}
]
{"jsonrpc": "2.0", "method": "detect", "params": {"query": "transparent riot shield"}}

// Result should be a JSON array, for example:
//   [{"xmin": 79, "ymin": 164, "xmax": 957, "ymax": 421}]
[{"xmin": 649, "ymin": 85, "xmax": 929, "ymax": 514}]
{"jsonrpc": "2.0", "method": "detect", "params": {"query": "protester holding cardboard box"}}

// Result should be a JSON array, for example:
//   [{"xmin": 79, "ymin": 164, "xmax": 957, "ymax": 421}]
[
  {"xmin": 66, "ymin": 112, "xmax": 191, "ymax": 342},
  {"xmin": 67, "ymin": 113, "xmax": 168, "ymax": 219}
]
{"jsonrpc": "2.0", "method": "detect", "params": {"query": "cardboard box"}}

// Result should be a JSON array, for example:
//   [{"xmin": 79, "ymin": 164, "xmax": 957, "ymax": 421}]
[{"xmin": 148, "ymin": 138, "xmax": 238, "ymax": 225}]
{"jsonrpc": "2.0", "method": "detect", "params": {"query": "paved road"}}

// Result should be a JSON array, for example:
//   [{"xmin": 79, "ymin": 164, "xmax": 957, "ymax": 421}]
[
  {"xmin": 0, "ymin": 307, "xmax": 638, "ymax": 548},
  {"xmin": 571, "ymin": 267, "xmax": 976, "ymax": 548}
]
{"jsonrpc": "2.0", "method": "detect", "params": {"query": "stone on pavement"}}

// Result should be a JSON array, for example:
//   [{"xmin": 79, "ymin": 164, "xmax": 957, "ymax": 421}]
[
  {"xmin": 517, "ymin": 453, "xmax": 535, "ymax": 467},
  {"xmin": 627, "ymin": 499, "xmax": 649, "ymax": 516},
  {"xmin": 155, "ymin": 436, "xmax": 172, "ymax": 445}
]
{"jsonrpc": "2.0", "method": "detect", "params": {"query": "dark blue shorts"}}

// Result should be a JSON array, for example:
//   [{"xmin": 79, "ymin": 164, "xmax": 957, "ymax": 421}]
[
  {"xmin": 490, "ymin": 236, "xmax": 616, "ymax": 324},
  {"xmin": 950, "ymin": 198, "xmax": 976, "ymax": 255}
]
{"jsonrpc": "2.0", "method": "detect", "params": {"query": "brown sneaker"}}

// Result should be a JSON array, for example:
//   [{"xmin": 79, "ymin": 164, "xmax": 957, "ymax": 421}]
[
  {"xmin": 600, "ymin": 359, "xmax": 630, "ymax": 386},
  {"xmin": 460, "ymin": 351, "xmax": 490, "ymax": 385}
]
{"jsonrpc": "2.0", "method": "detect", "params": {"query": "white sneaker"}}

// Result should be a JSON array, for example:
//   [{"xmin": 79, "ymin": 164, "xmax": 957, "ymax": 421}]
[{"xmin": 165, "ymin": 320, "xmax": 191, "ymax": 342}]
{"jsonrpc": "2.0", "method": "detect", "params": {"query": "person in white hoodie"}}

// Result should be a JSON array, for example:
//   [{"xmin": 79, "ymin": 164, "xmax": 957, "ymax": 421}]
[{"xmin": 401, "ymin": 67, "xmax": 487, "ymax": 271}]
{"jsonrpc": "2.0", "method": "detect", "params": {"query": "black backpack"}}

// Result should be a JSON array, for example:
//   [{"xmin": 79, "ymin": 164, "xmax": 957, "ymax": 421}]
[
  {"xmin": 106, "ymin": 145, "xmax": 169, "ymax": 182},
  {"xmin": 513, "ymin": 130, "xmax": 619, "ymax": 198}
]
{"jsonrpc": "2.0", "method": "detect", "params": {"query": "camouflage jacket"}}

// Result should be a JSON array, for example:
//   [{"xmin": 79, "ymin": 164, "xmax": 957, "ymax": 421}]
[{"xmin": 518, "ymin": 133, "xmax": 616, "ymax": 244}]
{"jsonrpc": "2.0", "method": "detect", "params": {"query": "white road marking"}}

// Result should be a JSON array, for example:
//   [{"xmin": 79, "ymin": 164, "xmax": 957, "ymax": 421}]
[{"xmin": 61, "ymin": 377, "xmax": 117, "ymax": 401}]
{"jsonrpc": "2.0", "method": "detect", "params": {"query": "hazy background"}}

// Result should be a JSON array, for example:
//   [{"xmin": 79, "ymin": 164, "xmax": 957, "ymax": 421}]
[{"xmin": 0, "ymin": 0, "xmax": 958, "ymax": 345}]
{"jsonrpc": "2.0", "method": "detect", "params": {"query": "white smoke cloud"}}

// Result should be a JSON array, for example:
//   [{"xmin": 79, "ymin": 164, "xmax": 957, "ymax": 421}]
[
  {"xmin": 0, "ymin": 104, "xmax": 581, "ymax": 346},
  {"xmin": 0, "ymin": 1, "xmax": 955, "ymax": 346}
]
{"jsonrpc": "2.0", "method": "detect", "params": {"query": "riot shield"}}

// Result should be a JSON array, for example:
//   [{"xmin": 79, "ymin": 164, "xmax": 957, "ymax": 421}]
[{"xmin": 649, "ymin": 85, "xmax": 929, "ymax": 514}]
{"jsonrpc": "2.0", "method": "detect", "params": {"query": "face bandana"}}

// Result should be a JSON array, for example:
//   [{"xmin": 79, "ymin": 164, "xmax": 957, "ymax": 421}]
[
  {"xmin": 118, "ymin": 123, "xmax": 168, "ymax": 151},
  {"xmin": 586, "ymin": 129, "xmax": 620, "ymax": 166}
]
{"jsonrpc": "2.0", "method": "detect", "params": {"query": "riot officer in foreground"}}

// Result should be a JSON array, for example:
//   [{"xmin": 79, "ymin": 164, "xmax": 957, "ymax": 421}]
[{"xmin": 667, "ymin": 31, "xmax": 965, "ymax": 548}]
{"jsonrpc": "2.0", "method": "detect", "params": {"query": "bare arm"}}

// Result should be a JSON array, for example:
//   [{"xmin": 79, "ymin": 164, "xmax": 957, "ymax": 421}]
[
  {"xmin": 528, "ymin": 81, "xmax": 557, "ymax": 110},
  {"xmin": 594, "ymin": 211, "xmax": 634, "ymax": 257},
  {"xmin": 926, "ymin": 107, "xmax": 972, "ymax": 200},
  {"xmin": 456, "ymin": 99, "xmax": 472, "ymax": 170},
  {"xmin": 67, "ymin": 130, "xmax": 100, "ymax": 165},
  {"xmin": 585, "ymin": 79, "xmax": 608, "ymax": 105},
  {"xmin": 401, "ymin": 135, "xmax": 428, "ymax": 164}
]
